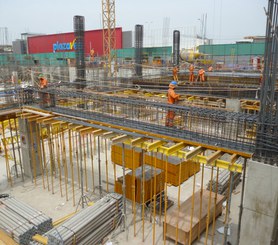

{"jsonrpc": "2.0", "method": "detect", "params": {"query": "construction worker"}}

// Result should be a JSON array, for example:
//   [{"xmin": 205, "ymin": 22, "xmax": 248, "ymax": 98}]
[
  {"xmin": 90, "ymin": 49, "xmax": 95, "ymax": 62},
  {"xmin": 165, "ymin": 81, "xmax": 180, "ymax": 127},
  {"xmin": 38, "ymin": 74, "xmax": 49, "ymax": 107},
  {"xmin": 172, "ymin": 66, "xmax": 179, "ymax": 81},
  {"xmin": 197, "ymin": 68, "xmax": 205, "ymax": 82},
  {"xmin": 189, "ymin": 64, "xmax": 194, "ymax": 82}
]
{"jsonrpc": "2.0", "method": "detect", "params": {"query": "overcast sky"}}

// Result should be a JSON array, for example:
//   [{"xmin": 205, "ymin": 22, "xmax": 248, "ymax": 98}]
[{"xmin": 0, "ymin": 0, "xmax": 268, "ymax": 45}]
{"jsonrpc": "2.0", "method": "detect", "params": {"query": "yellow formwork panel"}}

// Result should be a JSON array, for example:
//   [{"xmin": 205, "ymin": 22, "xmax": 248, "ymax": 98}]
[
  {"xmin": 144, "ymin": 153, "xmax": 200, "ymax": 186},
  {"xmin": 111, "ymin": 144, "xmax": 142, "ymax": 169}
]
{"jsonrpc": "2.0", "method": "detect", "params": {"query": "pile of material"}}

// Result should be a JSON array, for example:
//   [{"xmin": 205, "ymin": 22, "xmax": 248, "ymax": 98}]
[
  {"xmin": 46, "ymin": 193, "xmax": 122, "ymax": 245},
  {"xmin": 0, "ymin": 196, "xmax": 52, "ymax": 245},
  {"xmin": 164, "ymin": 189, "xmax": 225, "ymax": 245},
  {"xmin": 115, "ymin": 165, "xmax": 165, "ymax": 203},
  {"xmin": 206, "ymin": 170, "xmax": 241, "ymax": 195}
]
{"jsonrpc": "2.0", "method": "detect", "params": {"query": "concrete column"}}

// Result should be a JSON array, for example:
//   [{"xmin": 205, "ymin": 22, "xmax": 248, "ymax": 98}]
[
  {"xmin": 18, "ymin": 119, "xmax": 41, "ymax": 178},
  {"xmin": 239, "ymin": 160, "xmax": 278, "ymax": 245}
]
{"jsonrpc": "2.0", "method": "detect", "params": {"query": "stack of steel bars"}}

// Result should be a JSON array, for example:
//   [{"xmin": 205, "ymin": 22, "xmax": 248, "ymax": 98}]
[
  {"xmin": 46, "ymin": 193, "xmax": 122, "ymax": 245},
  {"xmin": 206, "ymin": 170, "xmax": 241, "ymax": 195},
  {"xmin": 0, "ymin": 196, "xmax": 52, "ymax": 245}
]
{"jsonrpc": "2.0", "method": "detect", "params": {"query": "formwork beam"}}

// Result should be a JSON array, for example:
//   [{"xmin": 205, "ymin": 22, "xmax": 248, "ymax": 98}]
[
  {"xmin": 147, "ymin": 140, "xmax": 167, "ymax": 151},
  {"xmin": 112, "ymin": 134, "xmax": 131, "ymax": 144},
  {"xmin": 185, "ymin": 146, "xmax": 205, "ymax": 160},
  {"xmin": 206, "ymin": 150, "xmax": 224, "ymax": 165},
  {"xmin": 5, "ymin": 110, "xmax": 245, "ymax": 173},
  {"xmin": 130, "ymin": 137, "xmax": 149, "ymax": 147},
  {"xmin": 166, "ymin": 142, "xmax": 187, "ymax": 155}
]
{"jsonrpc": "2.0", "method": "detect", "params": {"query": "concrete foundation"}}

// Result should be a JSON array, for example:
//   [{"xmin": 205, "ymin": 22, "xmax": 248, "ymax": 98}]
[{"xmin": 239, "ymin": 160, "xmax": 278, "ymax": 245}]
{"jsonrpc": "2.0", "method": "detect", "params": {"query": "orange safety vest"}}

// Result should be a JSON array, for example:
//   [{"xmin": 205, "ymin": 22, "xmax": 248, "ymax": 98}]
[
  {"xmin": 40, "ymin": 78, "xmax": 48, "ymax": 89},
  {"xmin": 173, "ymin": 67, "xmax": 178, "ymax": 75},
  {"xmin": 198, "ymin": 69, "xmax": 205, "ymax": 75},
  {"xmin": 167, "ymin": 85, "xmax": 179, "ymax": 104}
]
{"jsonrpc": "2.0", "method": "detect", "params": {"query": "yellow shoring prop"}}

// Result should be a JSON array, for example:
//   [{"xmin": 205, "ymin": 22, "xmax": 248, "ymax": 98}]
[
  {"xmin": 35, "ymin": 123, "xmax": 45, "ymax": 189},
  {"xmin": 89, "ymin": 134, "xmax": 95, "ymax": 192},
  {"xmin": 54, "ymin": 125, "xmax": 63, "ymax": 197},
  {"xmin": 198, "ymin": 163, "xmax": 205, "ymax": 240},
  {"xmin": 205, "ymin": 166, "xmax": 214, "ymax": 245},
  {"xmin": 211, "ymin": 167, "xmax": 219, "ymax": 245},
  {"xmin": 68, "ymin": 129, "xmax": 75, "ymax": 206},
  {"xmin": 1, "ymin": 121, "xmax": 12, "ymax": 186},
  {"xmin": 29, "ymin": 122, "xmax": 37, "ymax": 186},
  {"xmin": 163, "ymin": 154, "xmax": 169, "ymax": 245},
  {"xmin": 61, "ymin": 129, "xmax": 69, "ymax": 201}
]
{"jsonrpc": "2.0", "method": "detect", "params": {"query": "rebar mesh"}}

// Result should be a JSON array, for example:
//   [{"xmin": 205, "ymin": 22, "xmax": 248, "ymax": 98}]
[
  {"xmin": 73, "ymin": 15, "xmax": 86, "ymax": 89},
  {"xmin": 255, "ymin": 0, "xmax": 278, "ymax": 164},
  {"xmin": 135, "ymin": 25, "xmax": 143, "ymax": 77},
  {"xmin": 173, "ymin": 30, "xmax": 180, "ymax": 66},
  {"xmin": 30, "ymin": 87, "xmax": 258, "ymax": 154}
]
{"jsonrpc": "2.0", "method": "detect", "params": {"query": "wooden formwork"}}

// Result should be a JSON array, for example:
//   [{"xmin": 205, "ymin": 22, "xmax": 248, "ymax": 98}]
[
  {"xmin": 144, "ymin": 153, "xmax": 200, "ymax": 186},
  {"xmin": 114, "ymin": 166, "xmax": 165, "ymax": 203},
  {"xmin": 164, "ymin": 189, "xmax": 225, "ymax": 245},
  {"xmin": 111, "ymin": 144, "xmax": 142, "ymax": 169},
  {"xmin": 111, "ymin": 145, "xmax": 200, "ymax": 186}
]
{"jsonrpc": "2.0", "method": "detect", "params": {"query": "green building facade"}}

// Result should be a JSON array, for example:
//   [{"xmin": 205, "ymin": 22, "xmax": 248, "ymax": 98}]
[{"xmin": 198, "ymin": 42, "xmax": 265, "ymax": 69}]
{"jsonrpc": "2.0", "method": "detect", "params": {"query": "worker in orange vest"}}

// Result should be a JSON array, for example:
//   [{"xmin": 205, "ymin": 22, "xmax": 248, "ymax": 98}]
[
  {"xmin": 90, "ymin": 49, "xmax": 95, "ymax": 62},
  {"xmin": 38, "ymin": 74, "xmax": 49, "ymax": 107},
  {"xmin": 39, "ymin": 74, "xmax": 48, "ymax": 89},
  {"xmin": 172, "ymin": 66, "xmax": 179, "ymax": 81},
  {"xmin": 197, "ymin": 68, "xmax": 205, "ymax": 82},
  {"xmin": 189, "ymin": 64, "xmax": 194, "ymax": 82},
  {"xmin": 165, "ymin": 81, "xmax": 180, "ymax": 127}
]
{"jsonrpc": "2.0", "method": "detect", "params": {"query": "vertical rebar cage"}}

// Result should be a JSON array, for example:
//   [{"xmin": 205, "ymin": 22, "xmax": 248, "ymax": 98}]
[
  {"xmin": 173, "ymin": 30, "xmax": 180, "ymax": 67},
  {"xmin": 135, "ymin": 25, "xmax": 143, "ymax": 77},
  {"xmin": 255, "ymin": 0, "xmax": 278, "ymax": 165},
  {"xmin": 74, "ymin": 15, "xmax": 86, "ymax": 89}
]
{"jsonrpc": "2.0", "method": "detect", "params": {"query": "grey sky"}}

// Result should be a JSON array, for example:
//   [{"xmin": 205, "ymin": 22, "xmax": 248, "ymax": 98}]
[{"xmin": 0, "ymin": 0, "xmax": 267, "ymax": 45}]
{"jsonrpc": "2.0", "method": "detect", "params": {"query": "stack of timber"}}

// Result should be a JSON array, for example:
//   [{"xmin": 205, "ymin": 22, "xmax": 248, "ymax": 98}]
[
  {"xmin": 144, "ymin": 152, "xmax": 200, "ymax": 186},
  {"xmin": 0, "ymin": 196, "xmax": 52, "ymax": 245},
  {"xmin": 46, "ymin": 193, "xmax": 122, "ymax": 245},
  {"xmin": 115, "ymin": 165, "xmax": 165, "ymax": 203},
  {"xmin": 111, "ymin": 144, "xmax": 142, "ymax": 169},
  {"xmin": 206, "ymin": 170, "xmax": 241, "ymax": 195},
  {"xmin": 164, "ymin": 189, "xmax": 225, "ymax": 245}
]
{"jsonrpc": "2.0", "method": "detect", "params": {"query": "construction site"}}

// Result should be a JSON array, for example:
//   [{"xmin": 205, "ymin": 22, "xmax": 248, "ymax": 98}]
[{"xmin": 0, "ymin": 1, "xmax": 278, "ymax": 245}]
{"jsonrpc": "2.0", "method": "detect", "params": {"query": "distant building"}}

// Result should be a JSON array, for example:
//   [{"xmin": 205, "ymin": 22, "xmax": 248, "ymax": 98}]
[
  {"xmin": 199, "ymin": 37, "xmax": 266, "ymax": 70},
  {"xmin": 0, "ymin": 45, "xmax": 12, "ymax": 53}
]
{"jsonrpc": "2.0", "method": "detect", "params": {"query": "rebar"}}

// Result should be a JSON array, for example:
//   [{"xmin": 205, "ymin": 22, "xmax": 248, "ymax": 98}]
[
  {"xmin": 135, "ymin": 25, "xmax": 143, "ymax": 77},
  {"xmin": 46, "ymin": 193, "xmax": 122, "ymax": 245},
  {"xmin": 73, "ymin": 15, "xmax": 86, "ymax": 90},
  {"xmin": 173, "ymin": 30, "xmax": 180, "ymax": 66},
  {"xmin": 255, "ymin": 0, "xmax": 278, "ymax": 163},
  {"xmin": 0, "ymin": 196, "xmax": 52, "ymax": 245}
]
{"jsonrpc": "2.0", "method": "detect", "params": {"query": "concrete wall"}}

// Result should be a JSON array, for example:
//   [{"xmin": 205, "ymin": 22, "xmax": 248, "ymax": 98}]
[{"xmin": 240, "ymin": 160, "xmax": 278, "ymax": 245}]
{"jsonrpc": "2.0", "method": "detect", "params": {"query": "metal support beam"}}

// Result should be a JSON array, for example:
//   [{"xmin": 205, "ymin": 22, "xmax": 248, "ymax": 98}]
[
  {"xmin": 206, "ymin": 150, "xmax": 224, "ymax": 165},
  {"xmin": 185, "ymin": 146, "xmax": 205, "ymax": 160}
]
